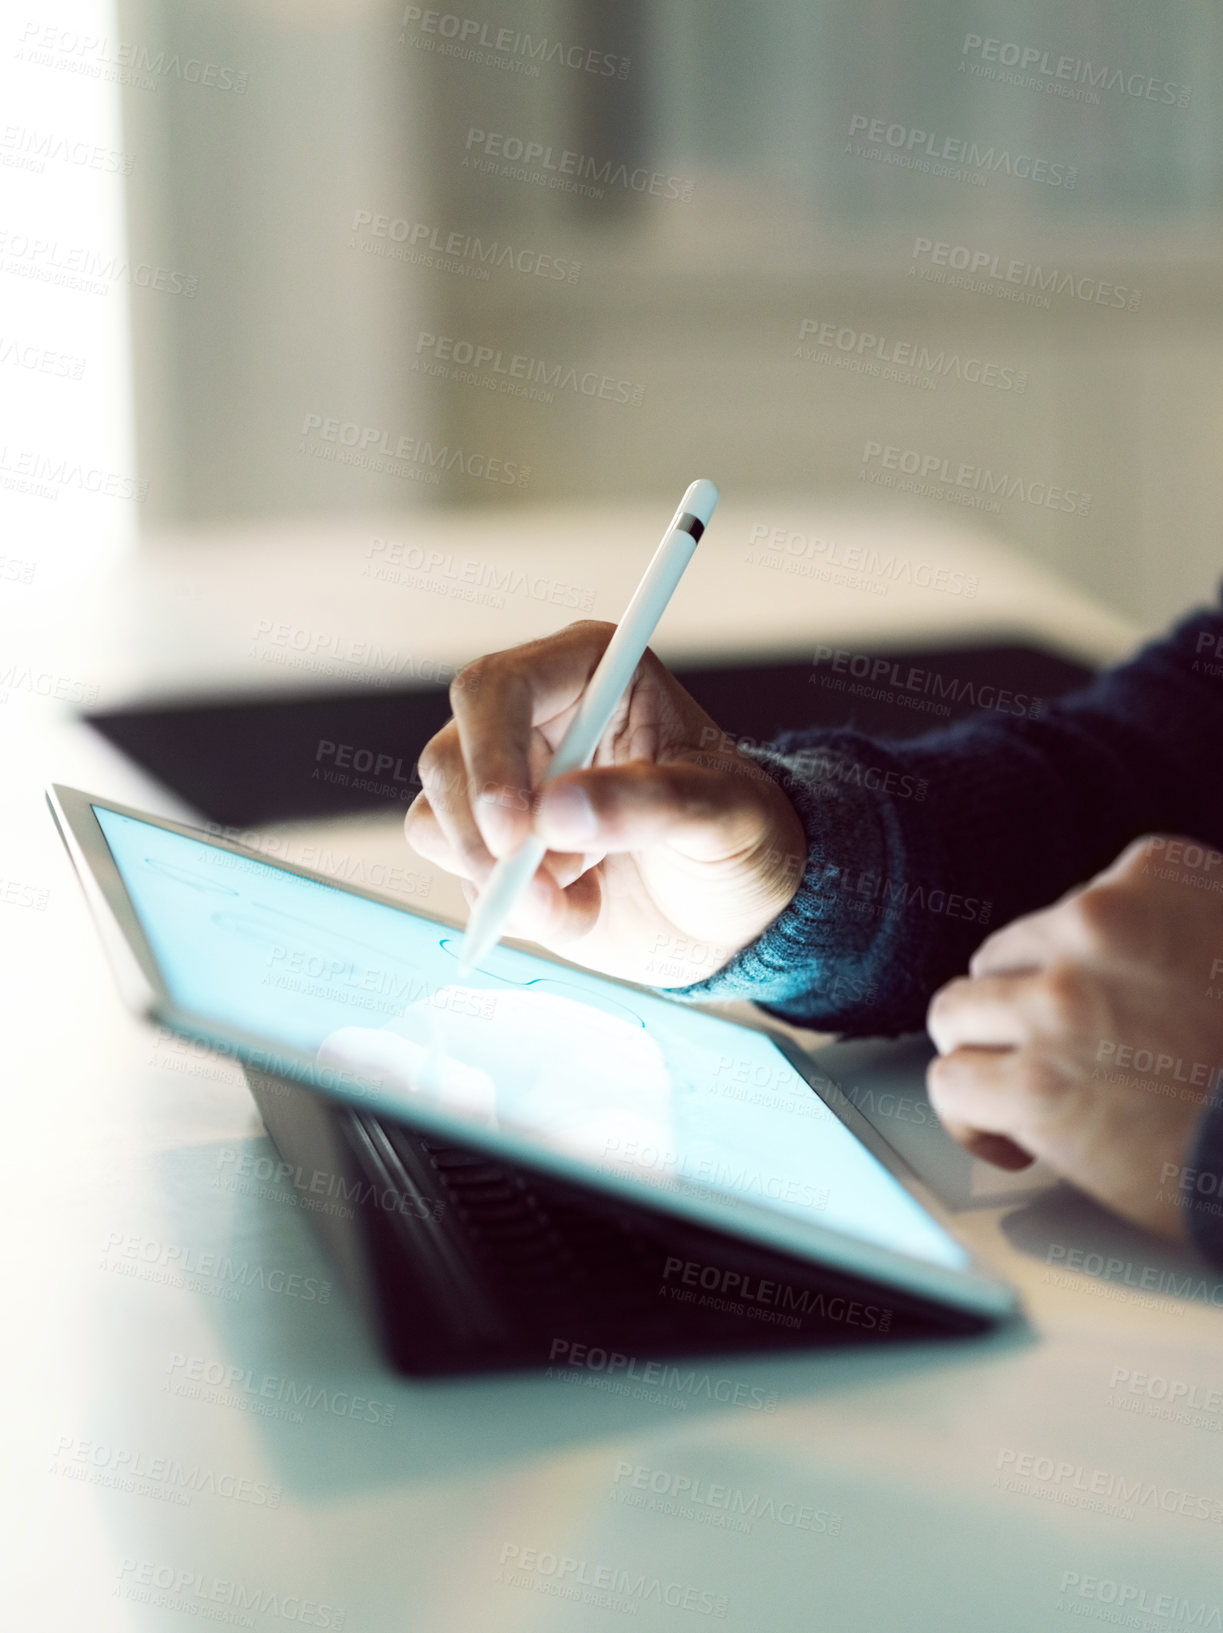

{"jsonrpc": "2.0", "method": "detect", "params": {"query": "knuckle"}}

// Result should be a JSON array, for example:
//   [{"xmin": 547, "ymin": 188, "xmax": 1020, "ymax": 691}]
[
  {"xmin": 415, "ymin": 736, "xmax": 448, "ymax": 790},
  {"xmin": 403, "ymin": 796, "xmax": 440, "ymax": 857},
  {"xmin": 1121, "ymin": 832, "xmax": 1171, "ymax": 871},
  {"xmin": 418, "ymin": 732, "xmax": 469, "ymax": 802},
  {"xmin": 967, "ymin": 929, "xmax": 1006, "ymax": 975},
  {"xmin": 1036, "ymin": 962, "xmax": 1090, "ymax": 1029},
  {"xmin": 927, "ymin": 978, "xmax": 968, "ymax": 1031},
  {"xmin": 925, "ymin": 1050, "xmax": 963, "ymax": 1110},
  {"xmin": 567, "ymin": 618, "xmax": 616, "ymax": 644},
  {"xmin": 1069, "ymin": 879, "xmax": 1133, "ymax": 947},
  {"xmin": 1017, "ymin": 1052, "xmax": 1068, "ymax": 1113},
  {"xmin": 449, "ymin": 657, "xmax": 491, "ymax": 705},
  {"xmin": 926, "ymin": 1044, "xmax": 968, "ymax": 1093}
]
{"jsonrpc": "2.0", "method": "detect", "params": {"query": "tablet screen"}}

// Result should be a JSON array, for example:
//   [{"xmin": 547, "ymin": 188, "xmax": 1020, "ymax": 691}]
[{"xmin": 93, "ymin": 805, "xmax": 968, "ymax": 1273}]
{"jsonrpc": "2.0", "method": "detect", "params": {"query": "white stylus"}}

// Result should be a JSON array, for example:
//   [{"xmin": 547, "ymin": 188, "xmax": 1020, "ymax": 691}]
[{"xmin": 456, "ymin": 477, "xmax": 719, "ymax": 975}]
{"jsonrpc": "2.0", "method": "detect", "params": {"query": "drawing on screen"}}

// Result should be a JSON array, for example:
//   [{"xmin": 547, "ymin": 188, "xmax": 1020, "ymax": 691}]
[
  {"xmin": 319, "ymin": 986, "xmax": 673, "ymax": 1159},
  {"xmin": 207, "ymin": 899, "xmax": 426, "ymax": 970},
  {"xmin": 142, "ymin": 856, "xmax": 240, "ymax": 895},
  {"xmin": 437, "ymin": 938, "xmax": 647, "ymax": 1027}
]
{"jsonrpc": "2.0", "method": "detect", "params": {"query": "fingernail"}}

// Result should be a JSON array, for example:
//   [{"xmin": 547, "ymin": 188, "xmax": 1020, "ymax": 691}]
[{"xmin": 537, "ymin": 782, "xmax": 596, "ymax": 845}]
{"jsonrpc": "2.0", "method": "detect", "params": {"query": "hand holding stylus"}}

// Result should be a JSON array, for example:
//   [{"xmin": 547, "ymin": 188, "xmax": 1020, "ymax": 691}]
[
  {"xmin": 455, "ymin": 479, "xmax": 721, "ymax": 973},
  {"xmin": 403, "ymin": 526, "xmax": 806, "ymax": 988}
]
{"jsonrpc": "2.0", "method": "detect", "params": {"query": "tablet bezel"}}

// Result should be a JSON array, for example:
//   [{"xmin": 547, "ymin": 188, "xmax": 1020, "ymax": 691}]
[{"xmin": 48, "ymin": 781, "xmax": 1020, "ymax": 1324}]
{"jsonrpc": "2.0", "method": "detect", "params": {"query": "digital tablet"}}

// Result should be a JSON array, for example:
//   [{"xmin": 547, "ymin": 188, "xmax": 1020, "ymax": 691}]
[{"xmin": 48, "ymin": 784, "xmax": 1019, "ymax": 1327}]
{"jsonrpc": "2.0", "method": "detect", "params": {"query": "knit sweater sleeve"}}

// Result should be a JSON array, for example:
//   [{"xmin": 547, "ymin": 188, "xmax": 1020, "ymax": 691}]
[
  {"xmin": 653, "ymin": 594, "xmax": 1223, "ymax": 1264},
  {"xmin": 657, "ymin": 595, "xmax": 1223, "ymax": 1034},
  {"xmin": 653, "ymin": 587, "xmax": 1221, "ymax": 1260}
]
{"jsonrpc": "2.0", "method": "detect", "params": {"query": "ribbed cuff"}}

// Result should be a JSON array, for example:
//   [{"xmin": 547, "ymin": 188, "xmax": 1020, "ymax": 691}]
[{"xmin": 649, "ymin": 738, "xmax": 911, "ymax": 1031}]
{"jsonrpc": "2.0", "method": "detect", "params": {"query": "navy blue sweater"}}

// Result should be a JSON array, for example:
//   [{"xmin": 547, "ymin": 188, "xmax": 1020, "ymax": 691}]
[{"xmin": 664, "ymin": 596, "xmax": 1223, "ymax": 1262}]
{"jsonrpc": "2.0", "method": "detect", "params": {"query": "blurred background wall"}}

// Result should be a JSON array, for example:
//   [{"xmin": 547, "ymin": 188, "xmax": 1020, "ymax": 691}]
[{"xmin": 116, "ymin": 0, "xmax": 1223, "ymax": 630}]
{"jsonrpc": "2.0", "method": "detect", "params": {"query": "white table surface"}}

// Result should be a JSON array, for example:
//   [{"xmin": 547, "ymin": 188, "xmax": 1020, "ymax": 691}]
[{"xmin": 7, "ymin": 505, "xmax": 1221, "ymax": 1633}]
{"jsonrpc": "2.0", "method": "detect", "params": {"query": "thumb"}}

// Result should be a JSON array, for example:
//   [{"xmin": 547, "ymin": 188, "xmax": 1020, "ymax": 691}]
[{"xmin": 533, "ymin": 757, "xmax": 794, "ymax": 866}]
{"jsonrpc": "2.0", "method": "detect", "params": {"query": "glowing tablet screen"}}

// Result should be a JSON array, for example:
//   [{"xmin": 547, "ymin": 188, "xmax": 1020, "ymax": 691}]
[{"xmin": 94, "ymin": 806, "xmax": 968, "ymax": 1271}]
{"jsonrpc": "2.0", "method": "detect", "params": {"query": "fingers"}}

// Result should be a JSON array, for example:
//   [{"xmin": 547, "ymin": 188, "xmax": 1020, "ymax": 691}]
[
  {"xmin": 968, "ymin": 1133, "xmax": 1036, "ymax": 1170},
  {"xmin": 406, "ymin": 791, "xmax": 557, "ymax": 918},
  {"xmin": 441, "ymin": 849, "xmax": 602, "ymax": 952},
  {"xmin": 969, "ymin": 913, "xmax": 1056, "ymax": 977},
  {"xmin": 927, "ymin": 965, "xmax": 1103, "ymax": 1170},
  {"xmin": 448, "ymin": 621, "xmax": 618, "ymax": 856},
  {"xmin": 926, "ymin": 1048, "xmax": 1037, "ymax": 1170},
  {"xmin": 409, "ymin": 620, "xmax": 727, "ymax": 894},
  {"xmin": 405, "ymin": 742, "xmax": 596, "ymax": 917},
  {"xmin": 404, "ymin": 791, "xmax": 481, "ymax": 879},
  {"xmin": 966, "ymin": 875, "xmax": 1142, "ymax": 973},
  {"xmin": 927, "ymin": 971, "xmax": 1047, "ymax": 1054},
  {"xmin": 498, "ymin": 859, "xmax": 603, "ymax": 949},
  {"xmin": 1101, "ymin": 832, "xmax": 1223, "ymax": 886},
  {"xmin": 544, "ymin": 849, "xmax": 605, "ymax": 890},
  {"xmin": 407, "ymin": 703, "xmax": 598, "ymax": 891},
  {"xmin": 534, "ymin": 757, "xmax": 784, "ymax": 866},
  {"xmin": 926, "ymin": 967, "xmax": 1083, "ymax": 1172},
  {"xmin": 947, "ymin": 1123, "xmax": 1036, "ymax": 1171},
  {"xmin": 407, "ymin": 726, "xmax": 495, "ymax": 884},
  {"xmin": 928, "ymin": 836, "xmax": 1223, "ymax": 1225}
]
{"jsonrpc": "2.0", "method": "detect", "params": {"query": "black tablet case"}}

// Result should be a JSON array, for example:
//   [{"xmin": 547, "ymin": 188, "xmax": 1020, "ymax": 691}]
[{"xmin": 243, "ymin": 1065, "xmax": 996, "ymax": 1376}]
